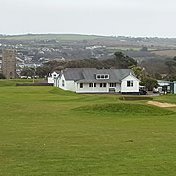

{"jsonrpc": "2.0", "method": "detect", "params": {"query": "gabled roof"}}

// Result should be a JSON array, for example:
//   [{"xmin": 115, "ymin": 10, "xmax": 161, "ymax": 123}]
[
  {"xmin": 121, "ymin": 72, "xmax": 140, "ymax": 82},
  {"xmin": 52, "ymin": 71, "xmax": 60, "ymax": 74},
  {"xmin": 62, "ymin": 68, "xmax": 135, "ymax": 83},
  {"xmin": 63, "ymin": 68, "xmax": 85, "ymax": 80}
]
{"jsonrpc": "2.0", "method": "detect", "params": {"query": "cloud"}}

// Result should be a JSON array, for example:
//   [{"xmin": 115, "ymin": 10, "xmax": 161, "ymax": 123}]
[{"xmin": 0, "ymin": 0, "xmax": 176, "ymax": 37}]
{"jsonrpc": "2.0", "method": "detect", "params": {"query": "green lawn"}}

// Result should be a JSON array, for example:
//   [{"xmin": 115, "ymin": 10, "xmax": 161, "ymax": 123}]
[{"xmin": 0, "ymin": 82, "xmax": 176, "ymax": 176}]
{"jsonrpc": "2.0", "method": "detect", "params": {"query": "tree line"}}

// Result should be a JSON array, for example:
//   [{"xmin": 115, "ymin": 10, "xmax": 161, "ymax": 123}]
[
  {"xmin": 21, "ymin": 52, "xmax": 137, "ymax": 78},
  {"xmin": 1, "ymin": 51, "xmax": 159, "ymax": 90}
]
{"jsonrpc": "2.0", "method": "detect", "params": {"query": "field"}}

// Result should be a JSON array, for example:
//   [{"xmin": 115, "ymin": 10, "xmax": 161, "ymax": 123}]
[
  {"xmin": 151, "ymin": 50, "xmax": 176, "ymax": 57},
  {"xmin": 0, "ymin": 34, "xmax": 104, "ymax": 41},
  {"xmin": 0, "ymin": 81, "xmax": 176, "ymax": 176}
]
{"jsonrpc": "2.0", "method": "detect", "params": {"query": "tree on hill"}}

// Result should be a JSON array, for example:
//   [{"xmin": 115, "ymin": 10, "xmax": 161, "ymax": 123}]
[
  {"xmin": 140, "ymin": 46, "xmax": 148, "ymax": 51},
  {"xmin": 113, "ymin": 52, "xmax": 137, "ymax": 68},
  {"xmin": 20, "ymin": 67, "xmax": 35, "ymax": 77},
  {"xmin": 36, "ymin": 66, "xmax": 51, "ymax": 78},
  {"xmin": 130, "ymin": 66, "xmax": 145, "ymax": 80},
  {"xmin": 22, "ymin": 52, "xmax": 137, "ymax": 78},
  {"xmin": 165, "ymin": 56, "xmax": 176, "ymax": 80},
  {"xmin": 103, "ymin": 52, "xmax": 137, "ymax": 69},
  {"xmin": 140, "ymin": 77, "xmax": 158, "ymax": 91}
]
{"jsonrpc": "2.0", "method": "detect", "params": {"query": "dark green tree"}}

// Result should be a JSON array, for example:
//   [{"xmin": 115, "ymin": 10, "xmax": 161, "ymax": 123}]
[
  {"xmin": 130, "ymin": 66, "xmax": 144, "ymax": 79},
  {"xmin": 21, "ymin": 67, "xmax": 35, "ymax": 77},
  {"xmin": 140, "ymin": 46, "xmax": 148, "ymax": 51},
  {"xmin": 36, "ymin": 66, "xmax": 51, "ymax": 78},
  {"xmin": 141, "ymin": 77, "xmax": 158, "ymax": 91}
]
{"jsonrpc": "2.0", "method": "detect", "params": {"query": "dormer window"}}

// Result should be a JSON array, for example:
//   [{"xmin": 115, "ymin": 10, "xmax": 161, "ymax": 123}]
[
  {"xmin": 96, "ymin": 74, "xmax": 109, "ymax": 80},
  {"xmin": 105, "ymin": 75, "xmax": 109, "ymax": 79},
  {"xmin": 97, "ymin": 75, "xmax": 101, "ymax": 79}
]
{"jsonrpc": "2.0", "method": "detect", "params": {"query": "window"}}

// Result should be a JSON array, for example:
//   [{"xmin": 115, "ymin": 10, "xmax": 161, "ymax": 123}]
[
  {"xmin": 100, "ymin": 83, "xmax": 106, "ymax": 87},
  {"xmin": 101, "ymin": 75, "xmax": 105, "ymax": 79},
  {"xmin": 97, "ymin": 75, "xmax": 101, "ymax": 79},
  {"xmin": 103, "ymin": 83, "xmax": 107, "ymax": 87},
  {"xmin": 127, "ymin": 81, "xmax": 133, "ymax": 87},
  {"xmin": 96, "ymin": 74, "xmax": 109, "ymax": 80},
  {"xmin": 94, "ymin": 83, "xmax": 96, "ymax": 87},
  {"xmin": 89, "ymin": 83, "xmax": 93, "ymax": 87},
  {"xmin": 62, "ymin": 80, "xmax": 65, "ymax": 87},
  {"xmin": 105, "ymin": 75, "xmax": 109, "ymax": 79},
  {"xmin": 80, "ymin": 83, "xmax": 83, "ymax": 88},
  {"xmin": 110, "ymin": 83, "xmax": 116, "ymax": 87}
]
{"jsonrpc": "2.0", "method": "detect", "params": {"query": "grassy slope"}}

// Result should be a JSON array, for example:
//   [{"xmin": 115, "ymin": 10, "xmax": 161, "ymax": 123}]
[
  {"xmin": 154, "ymin": 94, "xmax": 176, "ymax": 104},
  {"xmin": 0, "ymin": 81, "xmax": 176, "ymax": 175},
  {"xmin": 0, "ymin": 79, "xmax": 42, "ymax": 87},
  {"xmin": 0, "ymin": 34, "xmax": 104, "ymax": 41}
]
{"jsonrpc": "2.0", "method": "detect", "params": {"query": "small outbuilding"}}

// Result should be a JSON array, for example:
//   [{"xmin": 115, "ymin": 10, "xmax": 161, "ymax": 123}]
[
  {"xmin": 48, "ymin": 71, "xmax": 60, "ymax": 84},
  {"xmin": 157, "ymin": 80, "xmax": 171, "ymax": 93}
]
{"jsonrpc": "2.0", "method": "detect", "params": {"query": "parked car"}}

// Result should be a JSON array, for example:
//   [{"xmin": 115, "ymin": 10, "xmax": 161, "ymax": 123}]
[
  {"xmin": 153, "ymin": 87, "xmax": 162, "ymax": 94},
  {"xmin": 139, "ymin": 90, "xmax": 147, "ymax": 95}
]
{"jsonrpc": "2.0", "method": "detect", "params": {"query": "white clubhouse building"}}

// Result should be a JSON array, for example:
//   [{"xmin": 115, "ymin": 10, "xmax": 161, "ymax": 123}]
[{"xmin": 54, "ymin": 68, "xmax": 140, "ymax": 94}]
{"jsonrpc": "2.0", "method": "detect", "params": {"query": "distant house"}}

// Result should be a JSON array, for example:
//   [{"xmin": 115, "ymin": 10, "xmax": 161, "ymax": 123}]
[
  {"xmin": 157, "ymin": 80, "xmax": 171, "ymax": 93},
  {"xmin": 48, "ymin": 71, "xmax": 60, "ymax": 84},
  {"xmin": 54, "ymin": 68, "xmax": 140, "ymax": 94},
  {"xmin": 155, "ymin": 80, "xmax": 176, "ymax": 94}
]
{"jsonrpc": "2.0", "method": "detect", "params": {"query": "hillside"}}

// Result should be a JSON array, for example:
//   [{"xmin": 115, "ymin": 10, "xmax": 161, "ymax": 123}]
[
  {"xmin": 1, "ymin": 34, "xmax": 176, "ymax": 77},
  {"xmin": 0, "ymin": 34, "xmax": 105, "ymax": 41}
]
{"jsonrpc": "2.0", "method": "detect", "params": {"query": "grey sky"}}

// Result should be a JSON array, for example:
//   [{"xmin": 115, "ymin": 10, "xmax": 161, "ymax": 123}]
[{"xmin": 0, "ymin": 0, "xmax": 176, "ymax": 37}]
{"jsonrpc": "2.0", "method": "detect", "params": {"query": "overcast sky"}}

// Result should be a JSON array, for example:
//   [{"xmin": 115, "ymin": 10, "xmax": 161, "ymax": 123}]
[{"xmin": 0, "ymin": 0, "xmax": 175, "ymax": 37}]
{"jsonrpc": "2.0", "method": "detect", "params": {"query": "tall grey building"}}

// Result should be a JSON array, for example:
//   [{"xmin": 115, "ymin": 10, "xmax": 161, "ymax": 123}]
[
  {"xmin": 0, "ymin": 54, "xmax": 2, "ymax": 73},
  {"xmin": 2, "ymin": 49, "xmax": 16, "ymax": 79}
]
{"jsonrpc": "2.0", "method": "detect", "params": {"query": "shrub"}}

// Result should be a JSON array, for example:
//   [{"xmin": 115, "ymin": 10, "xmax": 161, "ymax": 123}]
[{"xmin": 119, "ymin": 96, "xmax": 153, "ymax": 101}]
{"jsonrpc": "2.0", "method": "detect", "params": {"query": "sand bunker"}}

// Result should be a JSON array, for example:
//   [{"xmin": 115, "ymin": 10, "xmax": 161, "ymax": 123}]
[{"xmin": 147, "ymin": 101, "xmax": 176, "ymax": 108}]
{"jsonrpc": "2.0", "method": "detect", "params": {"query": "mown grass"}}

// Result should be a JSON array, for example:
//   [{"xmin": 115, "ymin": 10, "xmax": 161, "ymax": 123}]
[
  {"xmin": 154, "ymin": 94, "xmax": 176, "ymax": 104},
  {"xmin": 0, "ymin": 81, "xmax": 176, "ymax": 176},
  {"xmin": 0, "ymin": 79, "xmax": 42, "ymax": 87},
  {"xmin": 75, "ymin": 103, "xmax": 174, "ymax": 116}
]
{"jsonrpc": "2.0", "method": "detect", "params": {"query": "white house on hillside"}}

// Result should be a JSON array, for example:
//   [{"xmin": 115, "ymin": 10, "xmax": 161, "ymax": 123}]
[
  {"xmin": 48, "ymin": 71, "xmax": 60, "ymax": 84},
  {"xmin": 54, "ymin": 68, "xmax": 140, "ymax": 94}
]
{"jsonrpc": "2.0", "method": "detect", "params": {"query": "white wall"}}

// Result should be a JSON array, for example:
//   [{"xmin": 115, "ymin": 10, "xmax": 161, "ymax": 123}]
[
  {"xmin": 48, "ymin": 72, "xmax": 59, "ymax": 84},
  {"xmin": 48, "ymin": 77, "xmax": 54, "ymax": 84},
  {"xmin": 54, "ymin": 77, "xmax": 59, "ymax": 87},
  {"xmin": 76, "ymin": 83, "xmax": 121, "ymax": 93},
  {"xmin": 65, "ymin": 81, "xmax": 76, "ymax": 91},
  {"xmin": 121, "ymin": 75, "xmax": 139, "ymax": 93},
  {"xmin": 59, "ymin": 74, "xmax": 76, "ymax": 91},
  {"xmin": 57, "ymin": 76, "xmax": 121, "ymax": 93},
  {"xmin": 109, "ymin": 83, "xmax": 121, "ymax": 93},
  {"xmin": 174, "ymin": 82, "xmax": 176, "ymax": 94},
  {"xmin": 76, "ymin": 83, "xmax": 108, "ymax": 93}
]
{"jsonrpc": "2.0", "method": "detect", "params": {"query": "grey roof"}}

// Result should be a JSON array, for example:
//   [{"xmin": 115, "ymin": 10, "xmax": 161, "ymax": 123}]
[
  {"xmin": 63, "ymin": 68, "xmax": 85, "ymax": 80},
  {"xmin": 63, "ymin": 68, "xmax": 135, "ymax": 83},
  {"xmin": 53, "ymin": 70, "xmax": 61, "ymax": 74},
  {"xmin": 157, "ymin": 80, "xmax": 171, "ymax": 83}
]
